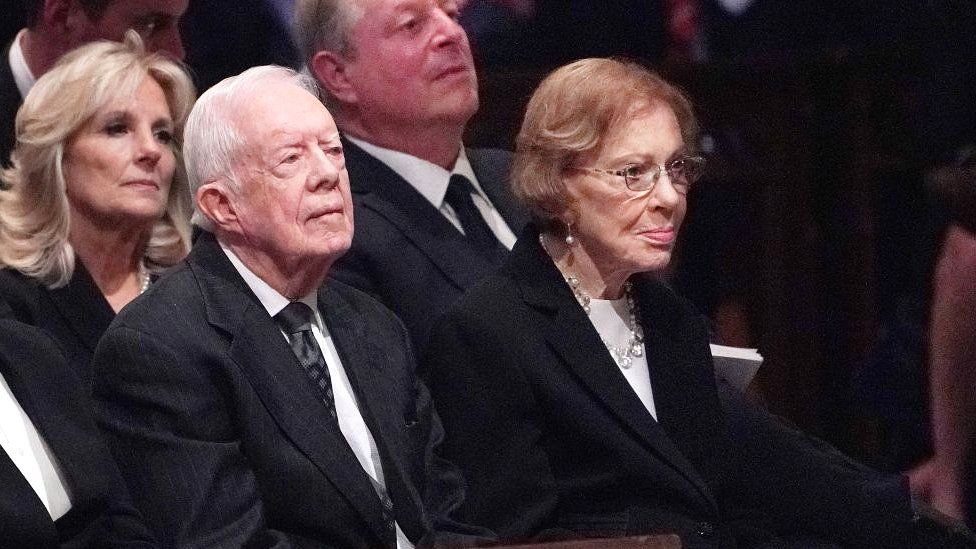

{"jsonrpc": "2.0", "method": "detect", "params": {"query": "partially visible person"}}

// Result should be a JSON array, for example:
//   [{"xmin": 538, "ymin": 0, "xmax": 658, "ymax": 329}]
[
  {"xmin": 2, "ymin": 0, "xmax": 188, "ymax": 166},
  {"xmin": 0, "ymin": 32, "xmax": 194, "ymax": 383},
  {"xmin": 93, "ymin": 65, "xmax": 490, "ymax": 548},
  {"xmin": 423, "ymin": 58, "xmax": 941, "ymax": 547},
  {"xmin": 909, "ymin": 165, "xmax": 976, "ymax": 524},
  {"xmin": 295, "ymin": 0, "xmax": 528, "ymax": 353},
  {"xmin": 0, "ymin": 318, "xmax": 155, "ymax": 547}
]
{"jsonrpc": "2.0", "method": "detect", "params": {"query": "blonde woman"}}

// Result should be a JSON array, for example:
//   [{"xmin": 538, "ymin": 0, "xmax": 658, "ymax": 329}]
[{"xmin": 0, "ymin": 31, "xmax": 194, "ymax": 383}]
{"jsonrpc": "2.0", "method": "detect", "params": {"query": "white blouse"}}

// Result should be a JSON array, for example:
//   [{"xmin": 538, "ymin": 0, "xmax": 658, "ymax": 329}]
[{"xmin": 586, "ymin": 297, "xmax": 658, "ymax": 420}]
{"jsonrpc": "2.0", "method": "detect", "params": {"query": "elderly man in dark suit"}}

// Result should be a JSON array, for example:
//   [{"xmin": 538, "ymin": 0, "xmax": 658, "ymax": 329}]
[
  {"xmin": 92, "ymin": 65, "xmax": 487, "ymax": 548},
  {"xmin": 294, "ymin": 0, "xmax": 528, "ymax": 353},
  {"xmin": 0, "ymin": 319, "xmax": 154, "ymax": 548}
]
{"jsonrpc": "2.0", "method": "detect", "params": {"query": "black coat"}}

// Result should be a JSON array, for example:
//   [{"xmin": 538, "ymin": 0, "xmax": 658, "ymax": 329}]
[
  {"xmin": 92, "ymin": 231, "xmax": 488, "ymax": 548},
  {"xmin": 423, "ymin": 224, "xmax": 918, "ymax": 548},
  {"xmin": 331, "ymin": 139, "xmax": 528, "ymax": 354},
  {"xmin": 0, "ymin": 262, "xmax": 116, "ymax": 386},
  {"xmin": 0, "ymin": 319, "xmax": 154, "ymax": 548}
]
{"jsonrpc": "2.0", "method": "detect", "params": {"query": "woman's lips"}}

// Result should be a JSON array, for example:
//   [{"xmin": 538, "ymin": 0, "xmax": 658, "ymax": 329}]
[
  {"xmin": 641, "ymin": 227, "xmax": 676, "ymax": 244},
  {"xmin": 125, "ymin": 179, "xmax": 160, "ymax": 190}
]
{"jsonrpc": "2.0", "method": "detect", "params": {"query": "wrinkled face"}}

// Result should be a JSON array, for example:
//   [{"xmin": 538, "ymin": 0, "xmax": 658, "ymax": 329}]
[
  {"xmin": 564, "ymin": 102, "xmax": 689, "ymax": 277},
  {"xmin": 63, "ymin": 76, "xmax": 176, "ymax": 230},
  {"xmin": 77, "ymin": 0, "xmax": 188, "ymax": 60},
  {"xmin": 229, "ymin": 80, "xmax": 354, "ymax": 268},
  {"xmin": 342, "ymin": 0, "xmax": 478, "ymax": 128}
]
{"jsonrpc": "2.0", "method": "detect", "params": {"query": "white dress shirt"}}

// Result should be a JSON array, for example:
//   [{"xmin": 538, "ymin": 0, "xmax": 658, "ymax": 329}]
[
  {"xmin": 587, "ymin": 297, "xmax": 658, "ymax": 420},
  {"xmin": 221, "ymin": 244, "xmax": 413, "ymax": 549},
  {"xmin": 0, "ymin": 372, "xmax": 72, "ymax": 520},
  {"xmin": 8, "ymin": 29, "xmax": 36, "ymax": 99},
  {"xmin": 346, "ymin": 136, "xmax": 517, "ymax": 249}
]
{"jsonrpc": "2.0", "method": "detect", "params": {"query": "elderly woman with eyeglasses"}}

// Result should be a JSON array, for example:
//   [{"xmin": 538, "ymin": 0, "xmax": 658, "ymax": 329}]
[{"xmin": 423, "ymin": 58, "xmax": 927, "ymax": 548}]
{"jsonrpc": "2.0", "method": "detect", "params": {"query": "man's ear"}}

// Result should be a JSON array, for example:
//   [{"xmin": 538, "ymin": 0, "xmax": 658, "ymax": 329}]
[
  {"xmin": 45, "ymin": 0, "xmax": 89, "ymax": 38},
  {"xmin": 40, "ymin": 0, "xmax": 69, "ymax": 29},
  {"xmin": 196, "ymin": 181, "xmax": 240, "ymax": 231},
  {"xmin": 310, "ymin": 50, "xmax": 357, "ymax": 105}
]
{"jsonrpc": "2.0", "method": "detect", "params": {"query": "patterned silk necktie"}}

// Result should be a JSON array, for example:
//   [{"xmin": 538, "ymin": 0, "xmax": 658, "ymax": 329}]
[
  {"xmin": 275, "ymin": 302, "xmax": 337, "ymax": 420},
  {"xmin": 277, "ymin": 303, "xmax": 397, "ymax": 531}
]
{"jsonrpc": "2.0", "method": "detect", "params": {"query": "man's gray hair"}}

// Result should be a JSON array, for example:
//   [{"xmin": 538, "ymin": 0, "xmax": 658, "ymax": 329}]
[
  {"xmin": 292, "ymin": 0, "xmax": 365, "ymax": 109},
  {"xmin": 183, "ymin": 65, "xmax": 320, "ymax": 230}
]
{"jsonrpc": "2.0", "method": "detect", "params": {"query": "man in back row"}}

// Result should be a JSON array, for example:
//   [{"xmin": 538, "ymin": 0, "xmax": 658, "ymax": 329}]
[
  {"xmin": 294, "ymin": 0, "xmax": 528, "ymax": 353},
  {"xmin": 2, "ymin": 0, "xmax": 187, "ymax": 165}
]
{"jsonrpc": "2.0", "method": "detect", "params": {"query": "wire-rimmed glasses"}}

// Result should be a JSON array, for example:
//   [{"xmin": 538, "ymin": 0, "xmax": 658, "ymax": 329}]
[{"xmin": 578, "ymin": 155, "xmax": 706, "ymax": 193}]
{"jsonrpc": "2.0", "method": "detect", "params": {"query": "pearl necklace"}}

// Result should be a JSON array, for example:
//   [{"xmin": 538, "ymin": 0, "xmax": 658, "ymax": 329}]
[
  {"xmin": 597, "ymin": 283, "xmax": 645, "ymax": 369},
  {"xmin": 539, "ymin": 233, "xmax": 645, "ymax": 368},
  {"xmin": 139, "ymin": 263, "xmax": 151, "ymax": 294}
]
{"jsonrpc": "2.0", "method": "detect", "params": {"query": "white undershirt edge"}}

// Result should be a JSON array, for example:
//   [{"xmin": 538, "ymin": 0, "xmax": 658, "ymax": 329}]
[{"xmin": 9, "ymin": 29, "xmax": 37, "ymax": 99}]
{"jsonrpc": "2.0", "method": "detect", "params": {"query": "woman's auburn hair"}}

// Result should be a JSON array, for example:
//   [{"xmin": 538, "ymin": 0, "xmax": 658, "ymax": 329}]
[{"xmin": 511, "ymin": 57, "xmax": 699, "ymax": 231}]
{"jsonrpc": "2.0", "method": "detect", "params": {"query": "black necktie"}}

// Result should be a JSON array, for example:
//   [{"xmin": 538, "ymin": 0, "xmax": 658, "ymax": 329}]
[
  {"xmin": 444, "ymin": 174, "xmax": 506, "ymax": 261},
  {"xmin": 275, "ymin": 302, "xmax": 336, "ymax": 420}
]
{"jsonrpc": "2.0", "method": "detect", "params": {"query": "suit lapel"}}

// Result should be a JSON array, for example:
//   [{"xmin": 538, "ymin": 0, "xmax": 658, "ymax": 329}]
[
  {"xmin": 511, "ymin": 228, "xmax": 716, "ymax": 507},
  {"xmin": 188, "ymin": 234, "xmax": 390, "ymax": 542},
  {"xmin": 636, "ymin": 279, "xmax": 727, "ymax": 493},
  {"xmin": 317, "ymin": 283, "xmax": 427, "ymax": 540},
  {"xmin": 47, "ymin": 260, "xmax": 115, "ymax": 356},
  {"xmin": 343, "ymin": 139, "xmax": 498, "ymax": 290},
  {"xmin": 0, "ymin": 449, "xmax": 58, "ymax": 547},
  {"xmin": 0, "ymin": 333, "xmax": 65, "ymax": 547}
]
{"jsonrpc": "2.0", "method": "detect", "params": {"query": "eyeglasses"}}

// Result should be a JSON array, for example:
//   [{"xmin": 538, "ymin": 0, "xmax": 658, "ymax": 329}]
[{"xmin": 578, "ymin": 155, "xmax": 706, "ymax": 193}]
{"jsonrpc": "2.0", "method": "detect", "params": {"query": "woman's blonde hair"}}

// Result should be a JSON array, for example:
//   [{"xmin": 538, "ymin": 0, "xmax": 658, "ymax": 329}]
[
  {"xmin": 0, "ymin": 31, "xmax": 195, "ymax": 288},
  {"xmin": 512, "ymin": 58, "xmax": 699, "ymax": 230}
]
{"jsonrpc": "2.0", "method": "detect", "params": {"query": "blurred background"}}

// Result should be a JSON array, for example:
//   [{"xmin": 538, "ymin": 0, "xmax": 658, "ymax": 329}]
[{"xmin": 5, "ymin": 0, "xmax": 974, "ymax": 487}]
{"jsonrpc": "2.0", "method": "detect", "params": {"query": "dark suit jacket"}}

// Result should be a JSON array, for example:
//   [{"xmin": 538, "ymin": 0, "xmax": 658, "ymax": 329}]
[
  {"xmin": 0, "ymin": 319, "xmax": 154, "ymax": 548},
  {"xmin": 92, "ymin": 232, "xmax": 487, "ymax": 548},
  {"xmin": 331, "ymin": 139, "xmax": 528, "ymax": 353},
  {"xmin": 0, "ymin": 262, "xmax": 116, "ymax": 386},
  {"xmin": 1, "ymin": 40, "xmax": 21, "ymax": 168},
  {"xmin": 423, "ymin": 224, "xmax": 920, "ymax": 549}
]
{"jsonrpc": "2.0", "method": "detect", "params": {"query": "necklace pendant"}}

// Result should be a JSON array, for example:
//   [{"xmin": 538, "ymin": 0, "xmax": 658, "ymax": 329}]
[{"xmin": 630, "ymin": 340, "xmax": 643, "ymax": 357}]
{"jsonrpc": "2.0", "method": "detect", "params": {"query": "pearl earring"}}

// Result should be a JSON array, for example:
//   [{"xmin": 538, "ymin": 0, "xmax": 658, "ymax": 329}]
[{"xmin": 565, "ymin": 224, "xmax": 576, "ymax": 246}]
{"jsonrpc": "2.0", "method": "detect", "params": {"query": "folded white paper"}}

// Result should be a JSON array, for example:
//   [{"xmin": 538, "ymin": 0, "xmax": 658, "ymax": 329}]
[{"xmin": 710, "ymin": 344, "xmax": 763, "ymax": 391}]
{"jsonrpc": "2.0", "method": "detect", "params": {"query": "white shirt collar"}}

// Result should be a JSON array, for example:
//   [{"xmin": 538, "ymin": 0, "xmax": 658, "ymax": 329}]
[
  {"xmin": 344, "ymin": 135, "xmax": 483, "ymax": 208},
  {"xmin": 219, "ymin": 241, "xmax": 317, "ymax": 317},
  {"xmin": 9, "ymin": 29, "xmax": 37, "ymax": 99}
]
